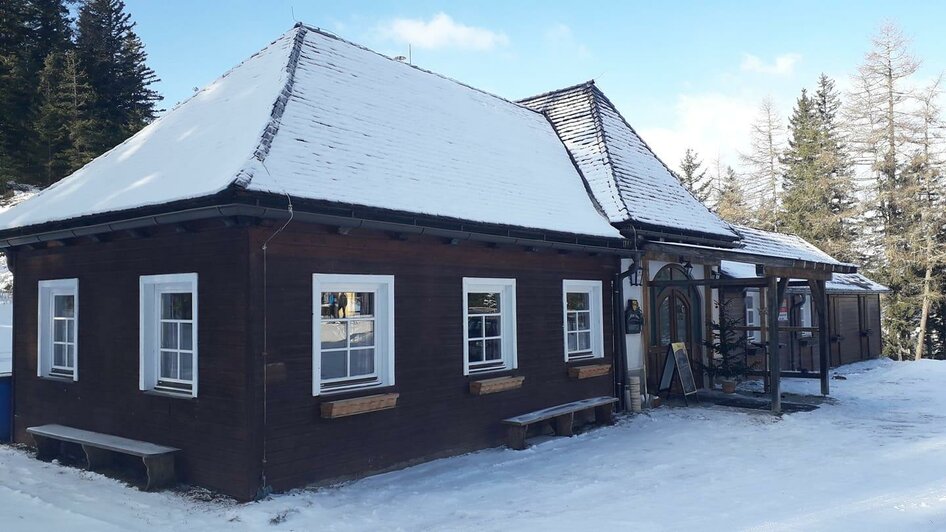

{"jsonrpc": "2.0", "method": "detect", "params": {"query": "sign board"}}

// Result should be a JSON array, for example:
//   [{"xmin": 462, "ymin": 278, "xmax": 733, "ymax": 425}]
[{"xmin": 658, "ymin": 342, "xmax": 698, "ymax": 396}]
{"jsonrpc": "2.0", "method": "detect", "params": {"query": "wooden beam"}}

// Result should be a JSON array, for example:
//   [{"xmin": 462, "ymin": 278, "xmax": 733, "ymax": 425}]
[
  {"xmin": 809, "ymin": 278, "xmax": 831, "ymax": 396},
  {"xmin": 649, "ymin": 278, "xmax": 770, "ymax": 289},
  {"xmin": 769, "ymin": 276, "xmax": 789, "ymax": 413},
  {"xmin": 762, "ymin": 266, "xmax": 832, "ymax": 281}
]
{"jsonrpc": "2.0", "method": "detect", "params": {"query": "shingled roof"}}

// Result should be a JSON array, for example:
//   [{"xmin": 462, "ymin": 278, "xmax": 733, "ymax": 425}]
[
  {"xmin": 0, "ymin": 25, "xmax": 620, "ymax": 240},
  {"xmin": 519, "ymin": 81, "xmax": 739, "ymax": 243}
]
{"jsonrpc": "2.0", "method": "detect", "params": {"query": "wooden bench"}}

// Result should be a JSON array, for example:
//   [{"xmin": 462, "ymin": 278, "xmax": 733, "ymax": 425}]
[
  {"xmin": 27, "ymin": 424, "xmax": 180, "ymax": 491},
  {"xmin": 501, "ymin": 396, "xmax": 618, "ymax": 450}
]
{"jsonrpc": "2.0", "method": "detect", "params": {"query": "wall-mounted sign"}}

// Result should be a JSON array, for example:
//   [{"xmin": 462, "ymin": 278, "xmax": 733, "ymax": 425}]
[{"xmin": 625, "ymin": 299, "xmax": 643, "ymax": 334}]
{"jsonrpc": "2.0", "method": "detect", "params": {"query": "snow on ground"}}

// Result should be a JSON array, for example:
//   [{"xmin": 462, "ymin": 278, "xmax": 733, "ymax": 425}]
[{"xmin": 2, "ymin": 359, "xmax": 946, "ymax": 531}]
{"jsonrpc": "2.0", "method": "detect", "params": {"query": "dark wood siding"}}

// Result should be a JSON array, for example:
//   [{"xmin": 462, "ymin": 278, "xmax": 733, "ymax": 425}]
[
  {"xmin": 11, "ymin": 224, "xmax": 259, "ymax": 500},
  {"xmin": 248, "ymin": 222, "xmax": 618, "ymax": 492}
]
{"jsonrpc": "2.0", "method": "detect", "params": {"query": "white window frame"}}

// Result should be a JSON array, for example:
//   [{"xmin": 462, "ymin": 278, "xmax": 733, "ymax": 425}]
[
  {"xmin": 139, "ymin": 273, "xmax": 198, "ymax": 398},
  {"xmin": 37, "ymin": 279, "xmax": 79, "ymax": 380},
  {"xmin": 462, "ymin": 278, "xmax": 517, "ymax": 376},
  {"xmin": 562, "ymin": 280, "xmax": 605, "ymax": 362},
  {"xmin": 745, "ymin": 288, "xmax": 762, "ymax": 344},
  {"xmin": 312, "ymin": 274, "xmax": 395, "ymax": 396}
]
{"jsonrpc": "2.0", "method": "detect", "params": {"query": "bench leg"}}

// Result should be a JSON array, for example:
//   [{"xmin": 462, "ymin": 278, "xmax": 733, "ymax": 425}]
[
  {"xmin": 142, "ymin": 455, "xmax": 176, "ymax": 491},
  {"xmin": 506, "ymin": 426, "xmax": 528, "ymax": 450},
  {"xmin": 82, "ymin": 445, "xmax": 112, "ymax": 471},
  {"xmin": 32, "ymin": 435, "xmax": 60, "ymax": 461},
  {"xmin": 595, "ymin": 403, "xmax": 615, "ymax": 425},
  {"xmin": 553, "ymin": 413, "xmax": 574, "ymax": 437}
]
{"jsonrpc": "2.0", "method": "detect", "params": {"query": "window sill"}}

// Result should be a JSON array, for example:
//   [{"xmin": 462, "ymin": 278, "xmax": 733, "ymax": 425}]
[
  {"xmin": 143, "ymin": 389, "xmax": 196, "ymax": 400},
  {"xmin": 568, "ymin": 363, "xmax": 611, "ymax": 380},
  {"xmin": 469, "ymin": 375, "xmax": 525, "ymax": 396},
  {"xmin": 320, "ymin": 392, "xmax": 399, "ymax": 419},
  {"xmin": 39, "ymin": 374, "xmax": 75, "ymax": 383}
]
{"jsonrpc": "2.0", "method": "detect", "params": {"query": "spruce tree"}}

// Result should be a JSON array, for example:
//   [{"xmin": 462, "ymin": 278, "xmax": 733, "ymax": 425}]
[
  {"xmin": 677, "ymin": 148, "xmax": 713, "ymax": 204},
  {"xmin": 76, "ymin": 0, "xmax": 160, "ymax": 152},
  {"xmin": 715, "ymin": 166, "xmax": 750, "ymax": 225}
]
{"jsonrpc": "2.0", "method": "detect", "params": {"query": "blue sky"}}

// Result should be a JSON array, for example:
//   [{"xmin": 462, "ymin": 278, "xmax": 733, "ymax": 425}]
[{"xmin": 126, "ymin": 0, "xmax": 946, "ymax": 172}]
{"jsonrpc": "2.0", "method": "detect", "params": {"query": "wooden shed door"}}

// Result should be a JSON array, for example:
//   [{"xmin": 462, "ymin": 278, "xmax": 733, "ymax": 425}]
[
  {"xmin": 834, "ymin": 295, "xmax": 862, "ymax": 366},
  {"xmin": 861, "ymin": 295, "xmax": 882, "ymax": 358}
]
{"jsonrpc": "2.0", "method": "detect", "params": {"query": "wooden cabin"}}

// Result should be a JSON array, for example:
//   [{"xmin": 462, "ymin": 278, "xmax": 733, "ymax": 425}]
[{"xmin": 0, "ymin": 24, "xmax": 877, "ymax": 500}]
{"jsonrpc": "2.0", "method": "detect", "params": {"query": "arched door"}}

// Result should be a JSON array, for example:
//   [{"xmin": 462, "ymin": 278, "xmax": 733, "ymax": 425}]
[{"xmin": 648, "ymin": 265, "xmax": 701, "ymax": 392}]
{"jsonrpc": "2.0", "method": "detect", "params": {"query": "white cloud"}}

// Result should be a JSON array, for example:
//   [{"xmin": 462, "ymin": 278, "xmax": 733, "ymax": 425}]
[
  {"xmin": 740, "ymin": 53, "xmax": 802, "ymax": 76},
  {"xmin": 544, "ymin": 23, "xmax": 591, "ymax": 58},
  {"xmin": 638, "ymin": 92, "xmax": 761, "ymax": 173},
  {"xmin": 378, "ymin": 13, "xmax": 508, "ymax": 51}
]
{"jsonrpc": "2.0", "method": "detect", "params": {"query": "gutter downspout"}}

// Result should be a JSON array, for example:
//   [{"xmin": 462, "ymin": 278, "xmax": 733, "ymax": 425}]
[{"xmin": 612, "ymin": 227, "xmax": 641, "ymax": 412}]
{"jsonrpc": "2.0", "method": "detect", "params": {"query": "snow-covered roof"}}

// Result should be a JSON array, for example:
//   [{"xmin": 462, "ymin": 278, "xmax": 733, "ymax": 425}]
[
  {"xmin": 0, "ymin": 25, "xmax": 620, "ymax": 239},
  {"xmin": 731, "ymin": 225, "xmax": 853, "ymax": 267},
  {"xmin": 519, "ymin": 82, "xmax": 738, "ymax": 241},
  {"xmin": 720, "ymin": 260, "xmax": 887, "ymax": 294}
]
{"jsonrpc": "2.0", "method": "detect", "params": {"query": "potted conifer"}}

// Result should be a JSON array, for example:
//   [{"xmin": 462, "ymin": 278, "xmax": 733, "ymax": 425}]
[{"xmin": 703, "ymin": 298, "xmax": 754, "ymax": 393}]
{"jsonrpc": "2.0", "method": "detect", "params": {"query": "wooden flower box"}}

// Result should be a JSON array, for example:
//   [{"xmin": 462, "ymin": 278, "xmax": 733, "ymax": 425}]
[
  {"xmin": 320, "ymin": 393, "xmax": 399, "ymax": 419},
  {"xmin": 469, "ymin": 376, "xmax": 525, "ymax": 396},
  {"xmin": 568, "ymin": 363, "xmax": 611, "ymax": 380}
]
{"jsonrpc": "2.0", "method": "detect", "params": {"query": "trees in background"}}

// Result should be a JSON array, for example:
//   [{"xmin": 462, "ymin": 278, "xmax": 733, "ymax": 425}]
[
  {"xmin": 0, "ymin": 0, "xmax": 160, "ymax": 189},
  {"xmin": 677, "ymin": 148, "xmax": 714, "ymax": 204},
  {"xmin": 741, "ymin": 98, "xmax": 784, "ymax": 232}
]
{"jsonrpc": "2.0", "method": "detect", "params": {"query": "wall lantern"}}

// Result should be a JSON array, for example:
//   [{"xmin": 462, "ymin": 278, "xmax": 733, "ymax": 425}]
[{"xmin": 629, "ymin": 250, "xmax": 645, "ymax": 286}]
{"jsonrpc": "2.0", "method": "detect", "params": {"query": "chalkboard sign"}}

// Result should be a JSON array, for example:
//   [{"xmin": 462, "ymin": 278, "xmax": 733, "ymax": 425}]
[{"xmin": 658, "ymin": 342, "xmax": 698, "ymax": 396}]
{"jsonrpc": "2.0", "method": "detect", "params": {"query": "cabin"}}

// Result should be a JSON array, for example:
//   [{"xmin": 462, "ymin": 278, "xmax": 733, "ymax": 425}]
[{"xmin": 0, "ymin": 24, "xmax": 881, "ymax": 500}]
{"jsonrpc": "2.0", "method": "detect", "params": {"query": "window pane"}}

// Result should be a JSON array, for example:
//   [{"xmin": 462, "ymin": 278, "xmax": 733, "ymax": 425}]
[
  {"xmin": 658, "ymin": 298, "xmax": 671, "ymax": 345},
  {"xmin": 567, "ymin": 313, "xmax": 577, "ymax": 332},
  {"xmin": 350, "ymin": 349, "xmax": 375, "ymax": 376},
  {"xmin": 53, "ymin": 343, "xmax": 66, "ymax": 366},
  {"xmin": 179, "ymin": 322, "xmax": 193, "ymax": 350},
  {"xmin": 468, "ymin": 316, "xmax": 483, "ymax": 339},
  {"xmin": 66, "ymin": 345, "xmax": 75, "ymax": 368},
  {"xmin": 321, "ymin": 350, "xmax": 347, "ymax": 380},
  {"xmin": 468, "ymin": 340, "xmax": 484, "ymax": 362},
  {"xmin": 577, "ymin": 311, "xmax": 591, "ymax": 331},
  {"xmin": 161, "ymin": 321, "xmax": 178, "ymax": 349},
  {"xmin": 485, "ymin": 338, "xmax": 502, "ymax": 361},
  {"xmin": 161, "ymin": 293, "xmax": 192, "ymax": 320},
  {"xmin": 180, "ymin": 353, "xmax": 193, "ymax": 381},
  {"xmin": 320, "ymin": 321, "xmax": 347, "ymax": 349},
  {"xmin": 578, "ymin": 332, "xmax": 592, "ymax": 351},
  {"xmin": 160, "ymin": 350, "xmax": 178, "ymax": 379},
  {"xmin": 54, "ymin": 320, "xmax": 67, "ymax": 342},
  {"xmin": 349, "ymin": 319, "xmax": 375, "ymax": 347},
  {"xmin": 468, "ymin": 292, "xmax": 500, "ymax": 315},
  {"xmin": 66, "ymin": 319, "xmax": 74, "ymax": 343},
  {"xmin": 566, "ymin": 292, "xmax": 589, "ymax": 311},
  {"xmin": 674, "ymin": 299, "xmax": 688, "ymax": 343},
  {"xmin": 567, "ymin": 332, "xmax": 577, "ymax": 352},
  {"xmin": 54, "ymin": 295, "xmax": 75, "ymax": 318},
  {"xmin": 350, "ymin": 292, "xmax": 374, "ymax": 318},
  {"xmin": 484, "ymin": 315, "xmax": 501, "ymax": 337}
]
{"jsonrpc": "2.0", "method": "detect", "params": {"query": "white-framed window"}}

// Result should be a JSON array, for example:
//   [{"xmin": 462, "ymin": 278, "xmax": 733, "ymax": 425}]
[
  {"xmin": 562, "ymin": 280, "xmax": 604, "ymax": 361},
  {"xmin": 463, "ymin": 278, "xmax": 517, "ymax": 375},
  {"xmin": 799, "ymin": 294, "xmax": 813, "ymax": 338},
  {"xmin": 140, "ymin": 273, "xmax": 198, "ymax": 397},
  {"xmin": 745, "ymin": 288, "xmax": 762, "ymax": 344},
  {"xmin": 312, "ymin": 274, "xmax": 395, "ymax": 396},
  {"xmin": 37, "ymin": 279, "xmax": 78, "ymax": 380}
]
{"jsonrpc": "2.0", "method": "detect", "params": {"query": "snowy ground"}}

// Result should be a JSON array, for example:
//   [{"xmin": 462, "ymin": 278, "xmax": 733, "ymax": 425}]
[{"xmin": 2, "ymin": 359, "xmax": 945, "ymax": 531}]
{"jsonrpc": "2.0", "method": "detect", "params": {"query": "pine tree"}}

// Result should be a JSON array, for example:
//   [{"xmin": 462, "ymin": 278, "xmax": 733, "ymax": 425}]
[
  {"xmin": 34, "ymin": 49, "xmax": 99, "ymax": 185},
  {"xmin": 715, "ymin": 166, "xmax": 750, "ymax": 225},
  {"xmin": 741, "ymin": 97, "xmax": 784, "ymax": 231},
  {"xmin": 846, "ymin": 23, "xmax": 923, "ymax": 360},
  {"xmin": 677, "ymin": 148, "xmax": 713, "ymax": 204},
  {"xmin": 780, "ymin": 83, "xmax": 857, "ymax": 263},
  {"xmin": 76, "ymin": 0, "xmax": 160, "ymax": 152}
]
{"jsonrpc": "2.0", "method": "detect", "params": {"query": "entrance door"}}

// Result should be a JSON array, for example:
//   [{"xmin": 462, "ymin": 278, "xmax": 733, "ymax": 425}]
[{"xmin": 648, "ymin": 288, "xmax": 696, "ymax": 392}]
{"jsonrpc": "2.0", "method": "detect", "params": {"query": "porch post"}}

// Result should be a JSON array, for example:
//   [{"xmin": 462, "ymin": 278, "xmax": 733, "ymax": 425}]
[
  {"xmin": 809, "ymin": 278, "xmax": 830, "ymax": 396},
  {"xmin": 767, "ymin": 276, "xmax": 780, "ymax": 413},
  {"xmin": 768, "ymin": 276, "xmax": 789, "ymax": 413}
]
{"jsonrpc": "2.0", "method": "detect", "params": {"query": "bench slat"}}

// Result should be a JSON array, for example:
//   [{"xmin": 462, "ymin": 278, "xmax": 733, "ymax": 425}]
[
  {"xmin": 501, "ymin": 396, "xmax": 618, "ymax": 426},
  {"xmin": 27, "ymin": 425, "xmax": 179, "ymax": 457}
]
